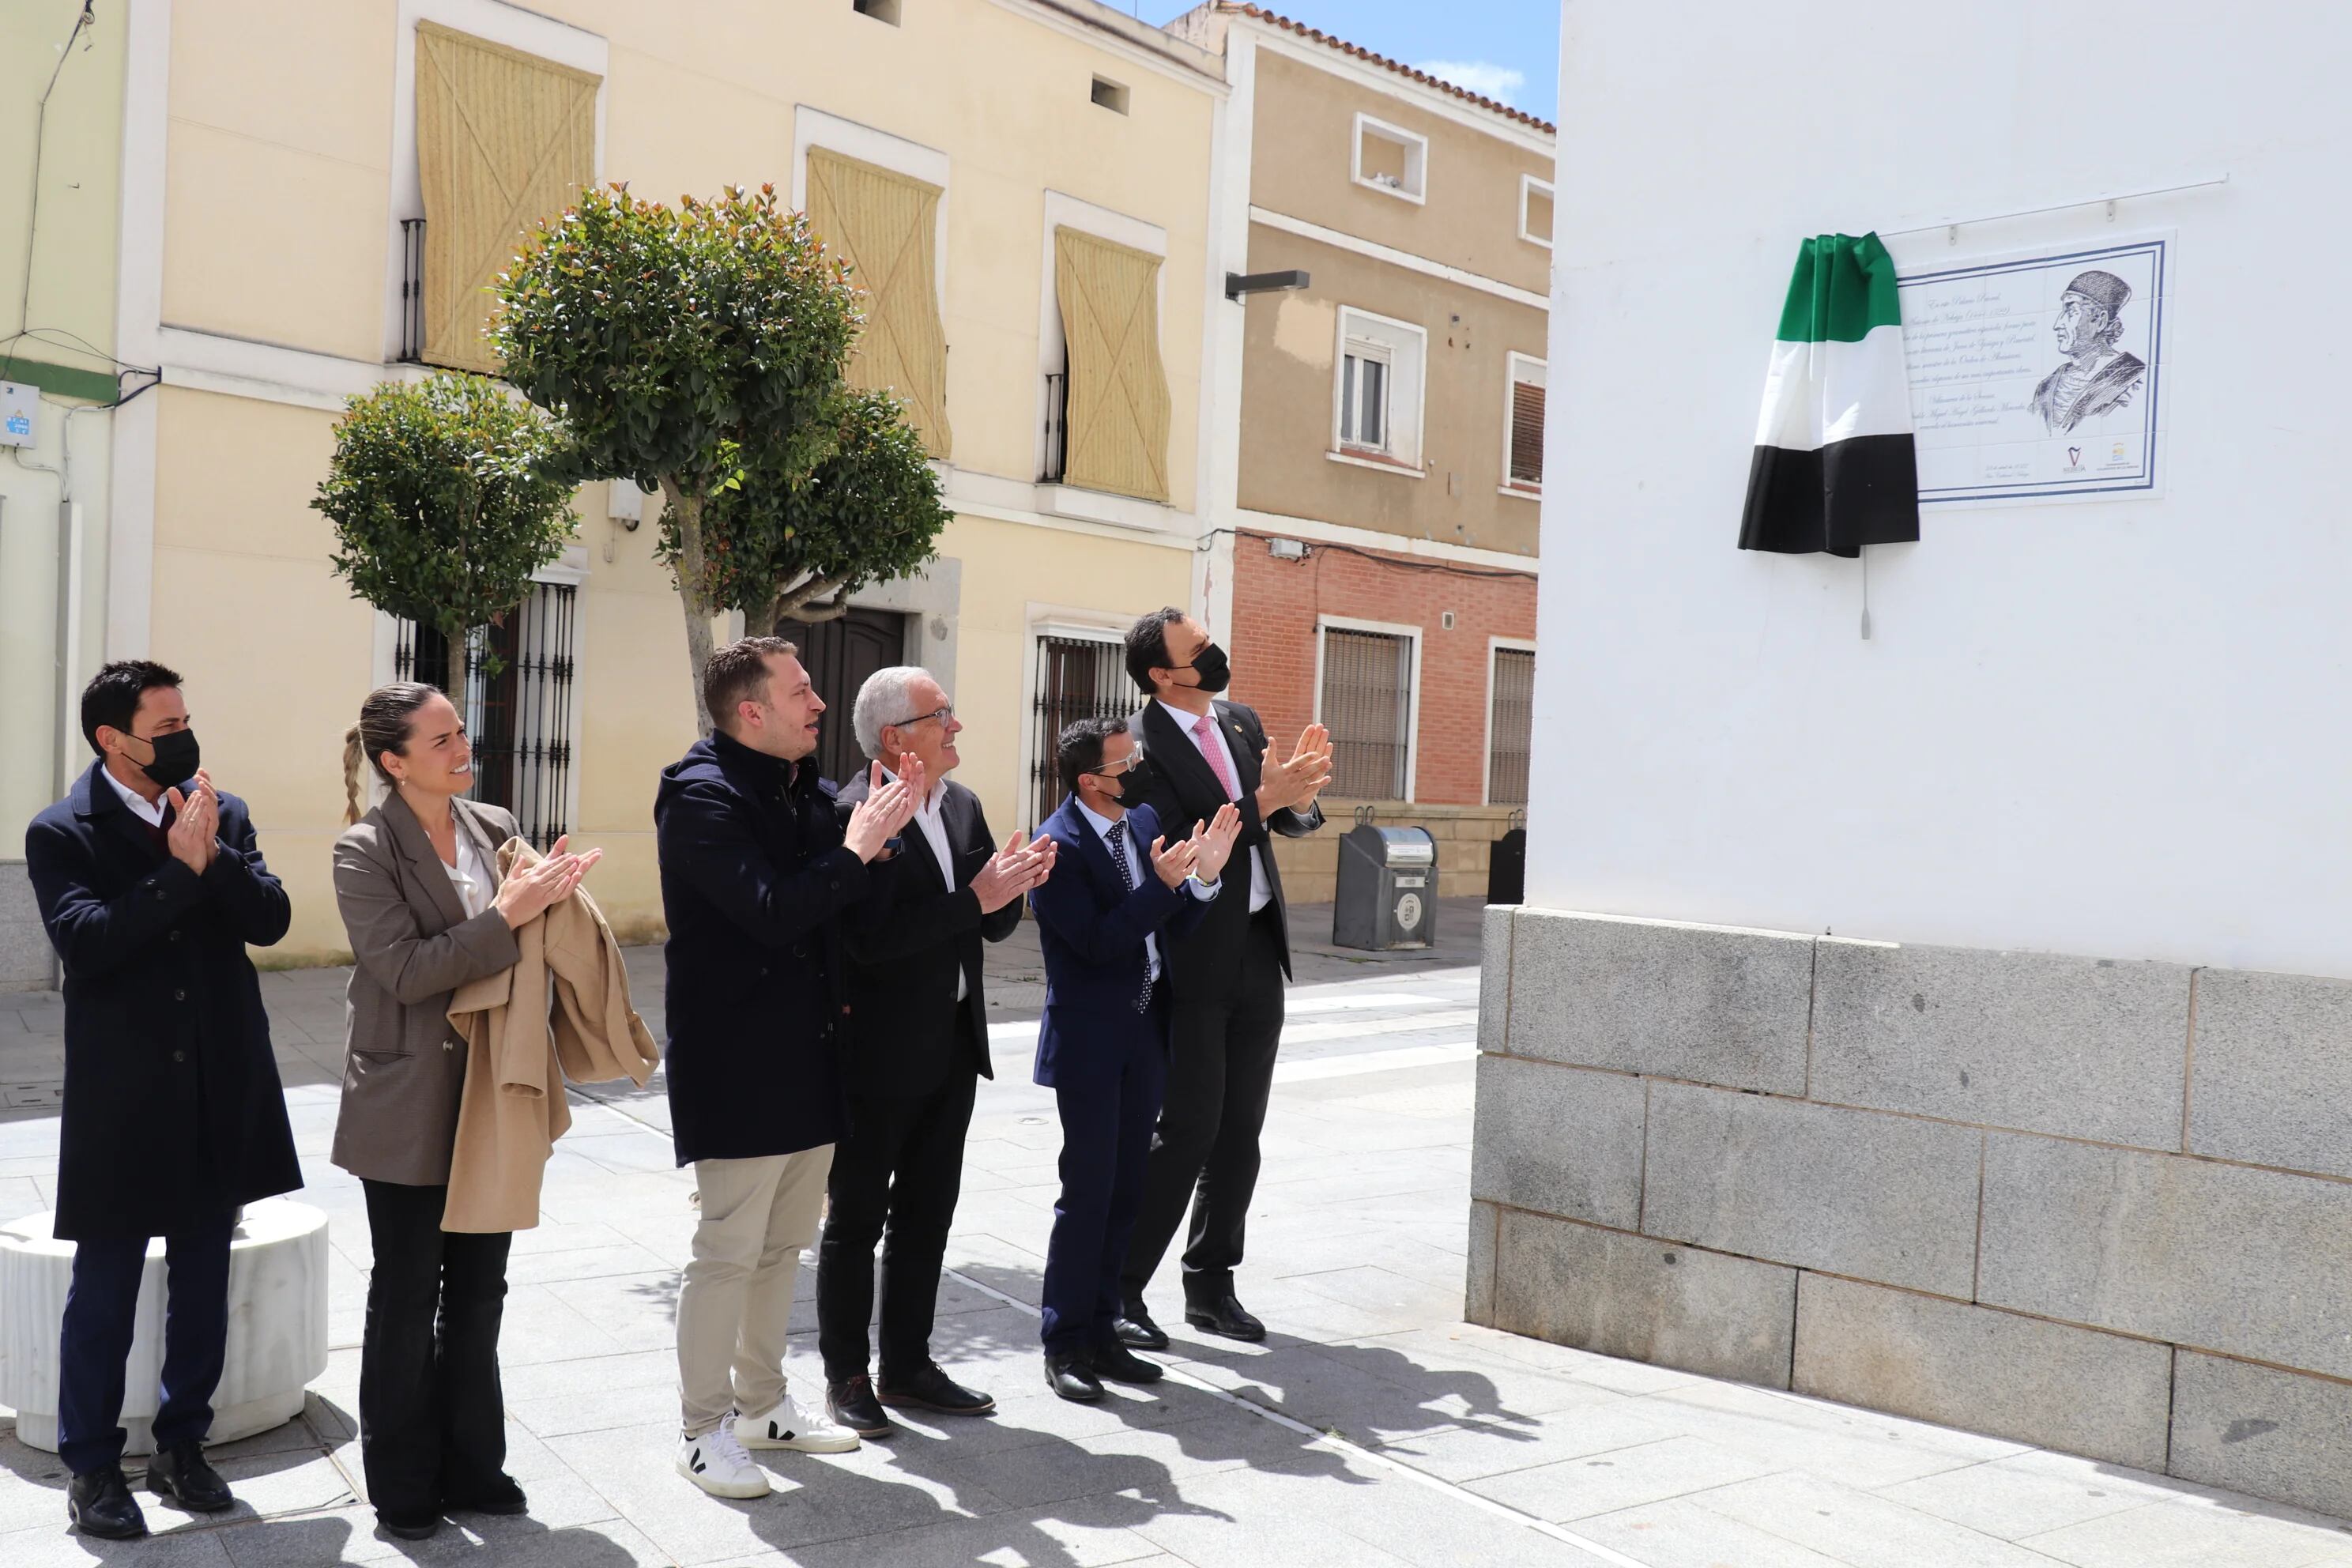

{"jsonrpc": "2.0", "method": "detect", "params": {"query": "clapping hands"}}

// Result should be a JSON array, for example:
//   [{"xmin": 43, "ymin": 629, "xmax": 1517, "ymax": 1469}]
[
  {"xmin": 1186, "ymin": 802, "xmax": 1243, "ymax": 886},
  {"xmin": 492, "ymin": 834, "xmax": 601, "ymax": 928},
  {"xmin": 1258, "ymin": 724, "xmax": 1333, "ymax": 813},
  {"xmin": 970, "ymin": 828, "xmax": 1057, "ymax": 913},
  {"xmin": 845, "ymin": 755, "xmax": 928, "ymax": 862},
  {"xmin": 163, "ymin": 771, "xmax": 219, "ymax": 874}
]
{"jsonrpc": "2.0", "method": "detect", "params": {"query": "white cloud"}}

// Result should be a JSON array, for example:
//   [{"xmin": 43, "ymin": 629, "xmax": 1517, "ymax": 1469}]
[{"xmin": 1413, "ymin": 58, "xmax": 1527, "ymax": 104}]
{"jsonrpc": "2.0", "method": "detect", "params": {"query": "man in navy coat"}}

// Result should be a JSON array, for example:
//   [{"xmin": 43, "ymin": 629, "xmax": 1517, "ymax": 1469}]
[
  {"xmin": 24, "ymin": 661, "xmax": 300, "ymax": 1539},
  {"xmin": 653, "ymin": 636, "xmax": 920, "ymax": 1499},
  {"xmin": 1027, "ymin": 717, "xmax": 1238, "ymax": 1400}
]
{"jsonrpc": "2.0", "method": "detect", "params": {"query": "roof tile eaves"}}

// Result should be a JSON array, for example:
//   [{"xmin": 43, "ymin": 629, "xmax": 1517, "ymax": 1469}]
[{"xmin": 1219, "ymin": 2, "xmax": 1555, "ymax": 134}]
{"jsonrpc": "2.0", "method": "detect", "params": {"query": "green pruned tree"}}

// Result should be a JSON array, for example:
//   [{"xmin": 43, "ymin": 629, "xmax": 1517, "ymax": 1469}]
[
  {"xmin": 311, "ymin": 371, "xmax": 576, "ymax": 710},
  {"xmin": 491, "ymin": 182, "xmax": 861, "ymax": 732},
  {"xmin": 703, "ymin": 388, "xmax": 951, "ymax": 636}
]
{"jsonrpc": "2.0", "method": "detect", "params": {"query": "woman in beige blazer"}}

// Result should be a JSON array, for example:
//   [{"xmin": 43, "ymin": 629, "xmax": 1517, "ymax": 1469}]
[{"xmin": 331, "ymin": 681, "xmax": 594, "ymax": 1542}]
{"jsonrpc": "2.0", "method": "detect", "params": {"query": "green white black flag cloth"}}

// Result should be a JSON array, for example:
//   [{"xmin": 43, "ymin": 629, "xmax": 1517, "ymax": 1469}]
[{"xmin": 1738, "ymin": 232, "xmax": 1920, "ymax": 557}]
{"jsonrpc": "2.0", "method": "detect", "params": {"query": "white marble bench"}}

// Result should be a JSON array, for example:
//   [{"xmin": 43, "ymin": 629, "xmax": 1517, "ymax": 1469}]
[{"xmin": 0, "ymin": 1199, "xmax": 330, "ymax": 1455}]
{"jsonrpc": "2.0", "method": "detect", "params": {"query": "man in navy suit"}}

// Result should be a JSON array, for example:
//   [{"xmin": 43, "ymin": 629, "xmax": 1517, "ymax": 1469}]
[
  {"xmin": 24, "ymin": 661, "xmax": 300, "ymax": 1539},
  {"xmin": 1027, "ymin": 718, "xmax": 1240, "ymax": 1400}
]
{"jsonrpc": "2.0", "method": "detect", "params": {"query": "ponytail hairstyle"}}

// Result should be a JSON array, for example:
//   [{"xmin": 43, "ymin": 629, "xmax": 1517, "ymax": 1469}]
[{"xmin": 343, "ymin": 681, "xmax": 443, "ymax": 825}]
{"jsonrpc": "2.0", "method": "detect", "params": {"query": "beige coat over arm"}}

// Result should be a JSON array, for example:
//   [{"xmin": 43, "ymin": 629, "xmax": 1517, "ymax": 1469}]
[
  {"xmin": 331, "ymin": 793, "xmax": 522, "ymax": 1187},
  {"xmin": 442, "ymin": 839, "xmax": 661, "ymax": 1233}
]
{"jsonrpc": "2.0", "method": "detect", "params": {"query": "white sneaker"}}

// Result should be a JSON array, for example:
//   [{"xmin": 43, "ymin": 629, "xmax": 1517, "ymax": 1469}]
[
  {"xmin": 677, "ymin": 1425, "xmax": 771, "ymax": 1498},
  {"xmin": 733, "ymin": 1393, "xmax": 861, "ymax": 1453}
]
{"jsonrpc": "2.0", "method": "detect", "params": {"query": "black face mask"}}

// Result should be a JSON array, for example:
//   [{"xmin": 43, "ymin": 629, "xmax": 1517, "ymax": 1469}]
[
  {"xmin": 133, "ymin": 728, "xmax": 201, "ymax": 790},
  {"xmin": 1095, "ymin": 755, "xmax": 1154, "ymax": 803},
  {"xmin": 1173, "ymin": 642, "xmax": 1231, "ymax": 694}
]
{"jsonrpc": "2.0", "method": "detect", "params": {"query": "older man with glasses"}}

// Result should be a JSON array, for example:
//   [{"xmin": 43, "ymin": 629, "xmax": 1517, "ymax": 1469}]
[{"xmin": 816, "ymin": 667, "xmax": 1054, "ymax": 1437}]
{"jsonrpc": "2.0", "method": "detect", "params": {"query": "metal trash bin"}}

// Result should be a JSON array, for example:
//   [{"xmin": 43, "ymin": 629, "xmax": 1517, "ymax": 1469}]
[{"xmin": 1332, "ymin": 820, "xmax": 1437, "ymax": 951}]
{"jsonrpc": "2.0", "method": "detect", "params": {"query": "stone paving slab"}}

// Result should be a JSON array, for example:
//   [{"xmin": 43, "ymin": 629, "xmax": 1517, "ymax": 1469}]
[{"xmin": 1, "ymin": 944, "xmax": 2348, "ymax": 1566}]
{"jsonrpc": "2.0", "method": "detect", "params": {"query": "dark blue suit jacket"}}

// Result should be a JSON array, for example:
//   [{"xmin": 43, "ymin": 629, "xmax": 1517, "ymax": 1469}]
[{"xmin": 1027, "ymin": 796, "xmax": 1212, "ymax": 1089}]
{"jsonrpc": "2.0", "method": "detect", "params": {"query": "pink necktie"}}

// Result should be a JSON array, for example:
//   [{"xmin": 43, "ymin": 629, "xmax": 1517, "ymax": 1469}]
[{"xmin": 1193, "ymin": 711, "xmax": 1238, "ymax": 800}]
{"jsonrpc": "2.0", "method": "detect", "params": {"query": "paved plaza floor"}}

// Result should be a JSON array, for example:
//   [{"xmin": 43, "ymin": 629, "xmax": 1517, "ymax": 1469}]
[{"xmin": 3, "ymin": 899, "xmax": 2350, "ymax": 1565}]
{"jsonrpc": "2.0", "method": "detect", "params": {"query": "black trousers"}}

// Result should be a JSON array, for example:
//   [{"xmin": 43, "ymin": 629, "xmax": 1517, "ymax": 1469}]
[
  {"xmin": 358, "ymin": 1180, "xmax": 512, "ymax": 1517},
  {"xmin": 1121, "ymin": 906, "xmax": 1285, "ymax": 1306},
  {"xmin": 58, "ymin": 1216, "xmax": 235, "ymax": 1477},
  {"xmin": 815, "ymin": 1062, "xmax": 979, "ymax": 1382}
]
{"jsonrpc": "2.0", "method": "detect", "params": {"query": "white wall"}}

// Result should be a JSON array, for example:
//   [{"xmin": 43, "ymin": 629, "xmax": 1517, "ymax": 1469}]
[{"xmin": 1533, "ymin": 0, "xmax": 2352, "ymax": 977}]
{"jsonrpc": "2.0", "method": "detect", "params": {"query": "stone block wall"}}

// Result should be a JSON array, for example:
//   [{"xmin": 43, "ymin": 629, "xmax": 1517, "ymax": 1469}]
[
  {"xmin": 1469, "ymin": 905, "xmax": 2352, "ymax": 1518},
  {"xmin": 1270, "ymin": 801, "xmax": 1519, "ymax": 905},
  {"xmin": 0, "ymin": 863, "xmax": 51, "ymax": 993}
]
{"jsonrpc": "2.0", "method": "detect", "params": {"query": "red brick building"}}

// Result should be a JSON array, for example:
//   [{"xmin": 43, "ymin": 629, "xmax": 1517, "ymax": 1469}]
[{"xmin": 1225, "ymin": 529, "xmax": 1536, "ymax": 808}]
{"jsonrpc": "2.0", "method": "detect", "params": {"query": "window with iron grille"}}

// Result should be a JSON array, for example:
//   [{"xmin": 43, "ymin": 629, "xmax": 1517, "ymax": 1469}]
[
  {"xmin": 1029, "ymin": 633, "xmax": 1135, "ymax": 830},
  {"xmin": 1320, "ymin": 626, "xmax": 1413, "ymax": 801},
  {"xmin": 393, "ymin": 580, "xmax": 577, "ymax": 849},
  {"xmin": 1506, "ymin": 353, "xmax": 1546, "ymax": 490},
  {"xmin": 1487, "ymin": 646, "xmax": 1535, "ymax": 805}
]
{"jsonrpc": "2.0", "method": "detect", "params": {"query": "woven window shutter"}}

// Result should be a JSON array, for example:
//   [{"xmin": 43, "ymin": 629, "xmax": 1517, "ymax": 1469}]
[
  {"xmin": 806, "ymin": 149, "xmax": 952, "ymax": 459},
  {"xmin": 1510, "ymin": 379, "xmax": 1545, "ymax": 484},
  {"xmin": 416, "ymin": 22, "xmax": 598, "ymax": 374},
  {"xmin": 1054, "ymin": 228, "xmax": 1171, "ymax": 503}
]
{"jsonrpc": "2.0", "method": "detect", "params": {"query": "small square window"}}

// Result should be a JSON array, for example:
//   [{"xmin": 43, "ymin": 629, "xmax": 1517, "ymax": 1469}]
[
  {"xmin": 1520, "ymin": 175, "xmax": 1554, "ymax": 247},
  {"xmin": 853, "ymin": 0, "xmax": 901, "ymax": 24},
  {"xmin": 1091, "ymin": 76, "xmax": 1130, "ymax": 115},
  {"xmin": 1353, "ymin": 114, "xmax": 1427, "ymax": 203}
]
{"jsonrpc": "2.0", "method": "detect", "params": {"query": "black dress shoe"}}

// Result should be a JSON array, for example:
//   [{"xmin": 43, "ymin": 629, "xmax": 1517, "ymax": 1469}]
[
  {"xmin": 1114, "ymin": 1301, "xmax": 1170, "ymax": 1351},
  {"xmin": 1091, "ymin": 1340, "xmax": 1165, "ymax": 1385},
  {"xmin": 827, "ymin": 1373, "xmax": 891, "ymax": 1438},
  {"xmin": 1043, "ymin": 1350, "xmax": 1103, "ymax": 1402},
  {"xmin": 377, "ymin": 1509, "xmax": 441, "ymax": 1541},
  {"xmin": 1185, "ymin": 1293, "xmax": 1267, "ymax": 1341},
  {"xmin": 67, "ymin": 1465, "xmax": 147, "ymax": 1539},
  {"xmin": 879, "ymin": 1361, "xmax": 997, "ymax": 1416},
  {"xmin": 148, "ymin": 1440, "xmax": 235, "ymax": 1513},
  {"xmin": 444, "ymin": 1476, "xmax": 528, "ymax": 1515}
]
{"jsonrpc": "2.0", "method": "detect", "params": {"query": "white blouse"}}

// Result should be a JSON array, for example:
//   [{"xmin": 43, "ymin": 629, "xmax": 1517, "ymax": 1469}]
[{"xmin": 442, "ymin": 829, "xmax": 496, "ymax": 919}]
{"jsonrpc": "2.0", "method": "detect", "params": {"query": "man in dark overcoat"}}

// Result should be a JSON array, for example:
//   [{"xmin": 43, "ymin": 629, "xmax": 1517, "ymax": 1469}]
[
  {"xmin": 654, "ymin": 636, "xmax": 920, "ymax": 1498},
  {"xmin": 23, "ymin": 660, "xmax": 301, "ymax": 1539}
]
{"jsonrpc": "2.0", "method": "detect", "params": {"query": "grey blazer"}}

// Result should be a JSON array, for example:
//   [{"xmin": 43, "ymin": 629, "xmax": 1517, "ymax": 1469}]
[{"xmin": 330, "ymin": 792, "xmax": 522, "ymax": 1185}]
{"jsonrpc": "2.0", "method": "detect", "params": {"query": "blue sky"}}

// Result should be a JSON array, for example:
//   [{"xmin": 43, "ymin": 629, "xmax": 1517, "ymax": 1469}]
[{"xmin": 1144, "ymin": 1, "xmax": 1561, "ymax": 124}]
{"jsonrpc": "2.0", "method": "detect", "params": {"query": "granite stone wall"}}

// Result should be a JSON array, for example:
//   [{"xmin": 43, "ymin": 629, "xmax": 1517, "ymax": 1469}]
[
  {"xmin": 0, "ymin": 863, "xmax": 50, "ymax": 993},
  {"xmin": 1469, "ymin": 905, "xmax": 2352, "ymax": 1518}
]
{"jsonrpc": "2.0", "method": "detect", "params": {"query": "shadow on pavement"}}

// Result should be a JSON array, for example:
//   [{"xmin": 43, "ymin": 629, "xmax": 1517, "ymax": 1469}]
[
  {"xmin": 1177, "ymin": 1328, "xmax": 1542, "ymax": 1453},
  {"xmin": 683, "ymin": 1261, "xmax": 1390, "ymax": 1565}
]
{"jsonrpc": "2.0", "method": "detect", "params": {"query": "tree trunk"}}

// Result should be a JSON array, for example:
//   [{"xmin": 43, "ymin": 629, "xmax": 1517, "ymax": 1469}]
[
  {"xmin": 771, "ymin": 573, "xmax": 849, "ymax": 625},
  {"xmin": 662, "ymin": 480, "xmax": 720, "ymax": 737},
  {"xmin": 443, "ymin": 628, "xmax": 469, "ymax": 715}
]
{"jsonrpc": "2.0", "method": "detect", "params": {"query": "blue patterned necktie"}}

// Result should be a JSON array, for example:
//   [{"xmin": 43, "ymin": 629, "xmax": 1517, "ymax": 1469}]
[{"xmin": 1106, "ymin": 819, "xmax": 1153, "ymax": 1012}]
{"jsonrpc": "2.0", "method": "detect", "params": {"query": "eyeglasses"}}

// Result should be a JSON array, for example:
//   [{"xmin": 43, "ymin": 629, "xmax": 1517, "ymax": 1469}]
[
  {"xmin": 1088, "ymin": 752, "xmax": 1144, "ymax": 777},
  {"xmin": 889, "ymin": 705, "xmax": 955, "ymax": 729}
]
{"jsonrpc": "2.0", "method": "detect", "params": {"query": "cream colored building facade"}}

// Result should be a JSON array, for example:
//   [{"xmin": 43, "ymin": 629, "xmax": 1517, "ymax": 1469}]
[
  {"xmin": 1, "ymin": 1, "xmax": 134, "ymax": 988},
  {"xmin": 31, "ymin": 0, "xmax": 1227, "ymax": 963}
]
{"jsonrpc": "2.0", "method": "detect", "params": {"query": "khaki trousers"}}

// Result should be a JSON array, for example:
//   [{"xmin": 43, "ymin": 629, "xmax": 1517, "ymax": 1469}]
[{"xmin": 676, "ymin": 1145, "xmax": 834, "ymax": 1437}]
